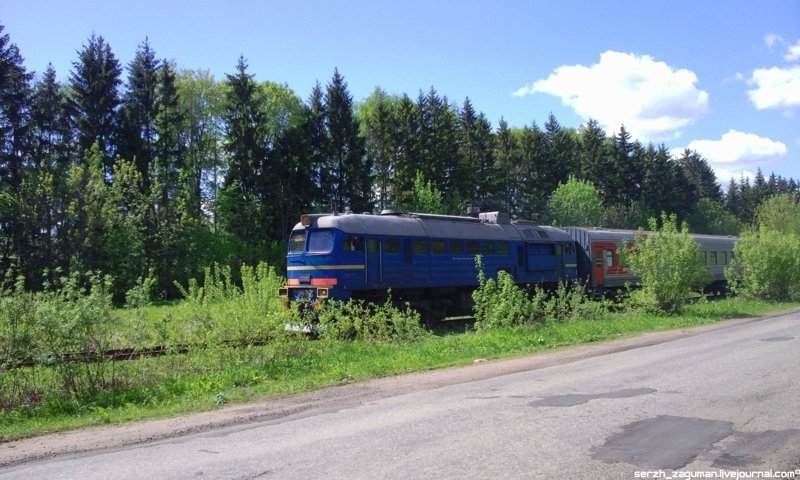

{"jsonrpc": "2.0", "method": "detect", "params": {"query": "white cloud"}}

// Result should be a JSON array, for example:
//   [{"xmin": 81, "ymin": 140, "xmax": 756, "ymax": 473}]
[
  {"xmin": 516, "ymin": 51, "xmax": 709, "ymax": 141},
  {"xmin": 676, "ymin": 129, "xmax": 786, "ymax": 166},
  {"xmin": 786, "ymin": 39, "xmax": 800, "ymax": 61},
  {"xmin": 764, "ymin": 33, "xmax": 783, "ymax": 50},
  {"xmin": 748, "ymin": 66, "xmax": 800, "ymax": 109},
  {"xmin": 674, "ymin": 130, "xmax": 787, "ymax": 185}
]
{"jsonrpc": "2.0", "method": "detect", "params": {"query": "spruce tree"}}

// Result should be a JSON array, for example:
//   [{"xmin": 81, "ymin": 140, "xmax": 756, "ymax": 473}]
[
  {"xmin": 119, "ymin": 38, "xmax": 159, "ymax": 191},
  {"xmin": 325, "ymin": 69, "xmax": 370, "ymax": 212},
  {"xmin": 221, "ymin": 56, "xmax": 269, "ymax": 242},
  {"xmin": 69, "ymin": 34, "xmax": 122, "ymax": 173},
  {"xmin": 0, "ymin": 25, "xmax": 32, "ymax": 280}
]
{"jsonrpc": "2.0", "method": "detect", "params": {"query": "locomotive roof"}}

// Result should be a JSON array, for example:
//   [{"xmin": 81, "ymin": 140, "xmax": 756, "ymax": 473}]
[{"xmin": 292, "ymin": 212, "xmax": 574, "ymax": 242}]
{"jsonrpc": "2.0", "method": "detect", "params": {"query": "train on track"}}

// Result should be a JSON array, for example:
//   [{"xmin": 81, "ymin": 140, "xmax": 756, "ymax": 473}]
[{"xmin": 278, "ymin": 209, "xmax": 737, "ymax": 319}]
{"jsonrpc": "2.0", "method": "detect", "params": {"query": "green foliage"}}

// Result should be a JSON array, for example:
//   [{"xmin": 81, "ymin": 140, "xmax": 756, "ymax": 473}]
[
  {"xmin": 727, "ymin": 227, "xmax": 800, "ymax": 301},
  {"xmin": 755, "ymin": 193, "xmax": 800, "ymax": 235},
  {"xmin": 171, "ymin": 262, "xmax": 292, "ymax": 345},
  {"xmin": 623, "ymin": 213, "xmax": 709, "ymax": 313},
  {"xmin": 472, "ymin": 256, "xmax": 603, "ymax": 330},
  {"xmin": 317, "ymin": 295, "xmax": 428, "ymax": 344},
  {"xmin": 545, "ymin": 175, "xmax": 605, "ymax": 226},
  {"xmin": 0, "ymin": 270, "xmax": 116, "ymax": 409},
  {"xmin": 686, "ymin": 198, "xmax": 743, "ymax": 235},
  {"xmin": 406, "ymin": 171, "xmax": 446, "ymax": 214}
]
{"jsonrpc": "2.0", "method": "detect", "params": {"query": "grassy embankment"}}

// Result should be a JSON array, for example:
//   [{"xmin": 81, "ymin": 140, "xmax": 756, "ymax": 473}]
[{"xmin": 1, "ymin": 293, "xmax": 796, "ymax": 441}]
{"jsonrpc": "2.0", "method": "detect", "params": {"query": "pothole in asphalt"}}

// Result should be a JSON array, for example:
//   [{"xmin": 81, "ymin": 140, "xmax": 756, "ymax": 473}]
[
  {"xmin": 528, "ymin": 388, "xmax": 657, "ymax": 407},
  {"xmin": 591, "ymin": 415, "xmax": 733, "ymax": 469}
]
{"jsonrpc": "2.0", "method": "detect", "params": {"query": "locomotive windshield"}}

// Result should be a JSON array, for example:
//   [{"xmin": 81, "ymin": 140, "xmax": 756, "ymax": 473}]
[
  {"xmin": 308, "ymin": 230, "xmax": 334, "ymax": 253},
  {"xmin": 289, "ymin": 231, "xmax": 306, "ymax": 253}
]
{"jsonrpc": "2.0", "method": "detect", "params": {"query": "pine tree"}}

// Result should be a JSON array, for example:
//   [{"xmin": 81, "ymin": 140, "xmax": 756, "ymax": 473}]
[
  {"xmin": 676, "ymin": 149, "xmax": 722, "ymax": 202},
  {"xmin": 28, "ymin": 64, "xmax": 74, "ymax": 284},
  {"xmin": 119, "ymin": 38, "xmax": 159, "ymax": 191},
  {"xmin": 493, "ymin": 118, "xmax": 519, "ymax": 215},
  {"xmin": 325, "ymin": 69, "xmax": 370, "ymax": 212},
  {"xmin": 576, "ymin": 119, "xmax": 611, "ymax": 186},
  {"xmin": 0, "ymin": 24, "xmax": 33, "ymax": 280},
  {"xmin": 69, "ymin": 34, "xmax": 122, "ymax": 173},
  {"xmin": 517, "ymin": 121, "xmax": 547, "ymax": 219},
  {"xmin": 307, "ymin": 82, "xmax": 329, "ymax": 208},
  {"xmin": 221, "ymin": 56, "xmax": 269, "ymax": 242},
  {"xmin": 457, "ymin": 98, "xmax": 494, "ymax": 207},
  {"xmin": 391, "ymin": 94, "xmax": 421, "ymax": 209},
  {"xmin": 359, "ymin": 87, "xmax": 400, "ymax": 210}
]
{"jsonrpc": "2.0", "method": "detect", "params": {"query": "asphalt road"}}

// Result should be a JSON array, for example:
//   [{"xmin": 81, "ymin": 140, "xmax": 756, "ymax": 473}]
[{"xmin": 3, "ymin": 313, "xmax": 799, "ymax": 479}]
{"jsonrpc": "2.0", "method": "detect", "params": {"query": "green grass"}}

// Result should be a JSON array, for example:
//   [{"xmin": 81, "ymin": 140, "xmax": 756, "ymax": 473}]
[{"xmin": 1, "ymin": 297, "xmax": 797, "ymax": 441}]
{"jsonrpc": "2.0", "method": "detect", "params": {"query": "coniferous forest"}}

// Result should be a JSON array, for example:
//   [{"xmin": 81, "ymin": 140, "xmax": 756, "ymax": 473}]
[{"xmin": 2, "ymin": 27, "xmax": 799, "ymax": 301}]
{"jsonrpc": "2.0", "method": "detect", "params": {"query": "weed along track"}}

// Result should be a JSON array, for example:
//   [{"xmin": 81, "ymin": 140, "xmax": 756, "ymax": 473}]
[{"xmin": 0, "ymin": 338, "xmax": 275, "ymax": 370}]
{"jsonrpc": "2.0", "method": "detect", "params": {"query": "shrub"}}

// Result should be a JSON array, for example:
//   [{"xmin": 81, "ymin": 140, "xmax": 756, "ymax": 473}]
[
  {"xmin": 317, "ymin": 295, "xmax": 428, "ymax": 344},
  {"xmin": 172, "ymin": 262, "xmax": 292, "ymax": 345},
  {"xmin": 622, "ymin": 213, "xmax": 709, "ymax": 313},
  {"xmin": 472, "ymin": 256, "xmax": 604, "ymax": 330},
  {"xmin": 726, "ymin": 227, "xmax": 800, "ymax": 301}
]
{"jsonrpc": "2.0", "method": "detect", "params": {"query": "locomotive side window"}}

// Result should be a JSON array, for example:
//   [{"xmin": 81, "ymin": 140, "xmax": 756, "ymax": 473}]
[
  {"xmin": 432, "ymin": 240, "xmax": 446, "ymax": 254},
  {"xmin": 308, "ymin": 230, "xmax": 334, "ymax": 253},
  {"xmin": 385, "ymin": 238, "xmax": 401, "ymax": 254},
  {"xmin": 289, "ymin": 232, "xmax": 306, "ymax": 253},
  {"xmin": 414, "ymin": 240, "xmax": 429, "ymax": 254},
  {"xmin": 498, "ymin": 242, "xmax": 509, "ymax": 255},
  {"xmin": 482, "ymin": 242, "xmax": 495, "ymax": 255},
  {"xmin": 343, "ymin": 236, "xmax": 364, "ymax": 252},
  {"xmin": 451, "ymin": 241, "xmax": 464, "ymax": 254},
  {"xmin": 467, "ymin": 241, "xmax": 480, "ymax": 254}
]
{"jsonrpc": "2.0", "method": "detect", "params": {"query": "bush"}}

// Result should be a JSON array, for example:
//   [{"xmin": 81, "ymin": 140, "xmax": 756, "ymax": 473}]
[
  {"xmin": 623, "ymin": 213, "xmax": 709, "ymax": 313},
  {"xmin": 317, "ymin": 295, "xmax": 428, "ymax": 344},
  {"xmin": 472, "ymin": 256, "xmax": 604, "ymax": 330},
  {"xmin": 0, "ymin": 271, "xmax": 117, "ymax": 409},
  {"xmin": 171, "ymin": 262, "xmax": 293, "ymax": 346},
  {"xmin": 727, "ymin": 227, "xmax": 800, "ymax": 301}
]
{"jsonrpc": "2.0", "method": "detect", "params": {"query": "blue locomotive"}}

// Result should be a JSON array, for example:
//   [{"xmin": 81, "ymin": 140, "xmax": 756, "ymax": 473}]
[
  {"xmin": 278, "ymin": 209, "xmax": 737, "ymax": 318},
  {"xmin": 278, "ymin": 209, "xmax": 578, "ymax": 318}
]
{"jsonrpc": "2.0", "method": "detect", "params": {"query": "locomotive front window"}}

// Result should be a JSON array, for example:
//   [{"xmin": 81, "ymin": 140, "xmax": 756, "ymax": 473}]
[
  {"xmin": 308, "ymin": 230, "xmax": 334, "ymax": 253},
  {"xmin": 289, "ymin": 231, "xmax": 306, "ymax": 253}
]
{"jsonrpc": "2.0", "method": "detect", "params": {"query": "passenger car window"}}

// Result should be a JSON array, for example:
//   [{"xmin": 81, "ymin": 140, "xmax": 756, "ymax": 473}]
[
  {"xmin": 710, "ymin": 252, "xmax": 718, "ymax": 265},
  {"xmin": 482, "ymin": 242, "xmax": 494, "ymax": 255},
  {"xmin": 432, "ymin": 240, "xmax": 446, "ymax": 254},
  {"xmin": 414, "ymin": 240, "xmax": 429, "ymax": 254},
  {"xmin": 467, "ymin": 241, "xmax": 480, "ymax": 254},
  {"xmin": 451, "ymin": 241, "xmax": 464, "ymax": 254},
  {"xmin": 308, "ymin": 230, "xmax": 334, "ymax": 253}
]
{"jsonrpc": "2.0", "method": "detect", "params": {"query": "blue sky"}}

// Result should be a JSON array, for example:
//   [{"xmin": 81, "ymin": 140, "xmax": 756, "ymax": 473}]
[{"xmin": 4, "ymin": 0, "xmax": 800, "ymax": 183}]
